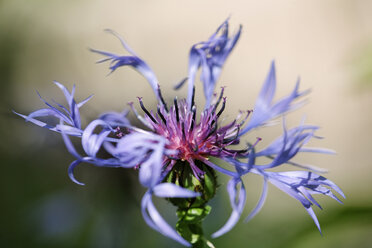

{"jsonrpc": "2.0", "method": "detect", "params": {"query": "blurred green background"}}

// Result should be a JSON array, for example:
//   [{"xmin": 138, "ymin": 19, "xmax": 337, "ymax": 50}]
[{"xmin": 1, "ymin": 0, "xmax": 372, "ymax": 247}]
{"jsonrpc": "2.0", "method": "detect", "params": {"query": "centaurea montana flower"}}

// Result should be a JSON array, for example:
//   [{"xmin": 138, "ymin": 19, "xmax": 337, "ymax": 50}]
[{"xmin": 16, "ymin": 19, "xmax": 344, "ymax": 247}]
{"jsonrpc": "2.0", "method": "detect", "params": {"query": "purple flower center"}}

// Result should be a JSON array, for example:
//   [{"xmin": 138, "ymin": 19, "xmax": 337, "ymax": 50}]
[{"xmin": 135, "ymin": 87, "xmax": 253, "ymax": 179}]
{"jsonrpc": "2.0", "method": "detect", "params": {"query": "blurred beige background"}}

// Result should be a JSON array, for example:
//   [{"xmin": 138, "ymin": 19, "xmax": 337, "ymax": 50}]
[{"xmin": 2, "ymin": 0, "xmax": 372, "ymax": 247}]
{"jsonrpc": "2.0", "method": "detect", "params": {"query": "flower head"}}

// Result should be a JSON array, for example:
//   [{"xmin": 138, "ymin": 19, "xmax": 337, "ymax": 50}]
[{"xmin": 16, "ymin": 19, "xmax": 344, "ymax": 247}]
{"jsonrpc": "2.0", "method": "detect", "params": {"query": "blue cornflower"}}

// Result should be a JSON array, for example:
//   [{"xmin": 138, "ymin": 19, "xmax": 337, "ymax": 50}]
[{"xmin": 16, "ymin": 19, "xmax": 344, "ymax": 247}]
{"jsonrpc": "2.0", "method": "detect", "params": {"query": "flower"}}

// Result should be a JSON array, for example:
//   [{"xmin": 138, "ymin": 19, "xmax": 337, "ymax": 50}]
[{"xmin": 16, "ymin": 19, "xmax": 344, "ymax": 247}]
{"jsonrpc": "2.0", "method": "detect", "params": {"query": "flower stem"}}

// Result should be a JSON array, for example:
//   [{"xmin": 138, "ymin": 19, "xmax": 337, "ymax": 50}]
[{"xmin": 176, "ymin": 205, "xmax": 215, "ymax": 248}]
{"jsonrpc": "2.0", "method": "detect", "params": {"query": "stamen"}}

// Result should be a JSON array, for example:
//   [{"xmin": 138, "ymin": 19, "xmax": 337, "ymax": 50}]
[
  {"xmin": 213, "ymin": 87, "xmax": 225, "ymax": 113},
  {"xmin": 239, "ymin": 110, "xmax": 252, "ymax": 126},
  {"xmin": 138, "ymin": 97, "xmax": 157, "ymax": 124},
  {"xmin": 205, "ymin": 122, "xmax": 218, "ymax": 139},
  {"xmin": 210, "ymin": 97, "xmax": 226, "ymax": 126},
  {"xmin": 191, "ymin": 85, "xmax": 196, "ymax": 108},
  {"xmin": 223, "ymin": 147, "xmax": 249, "ymax": 154},
  {"xmin": 157, "ymin": 85, "xmax": 168, "ymax": 112},
  {"xmin": 174, "ymin": 97, "xmax": 180, "ymax": 122},
  {"xmin": 157, "ymin": 106, "xmax": 167, "ymax": 124},
  {"xmin": 248, "ymin": 137, "xmax": 262, "ymax": 151},
  {"xmin": 182, "ymin": 122, "xmax": 186, "ymax": 140},
  {"xmin": 128, "ymin": 102, "xmax": 153, "ymax": 129},
  {"xmin": 216, "ymin": 97, "xmax": 226, "ymax": 118},
  {"xmin": 190, "ymin": 106, "xmax": 196, "ymax": 131},
  {"xmin": 223, "ymin": 125, "xmax": 240, "ymax": 144}
]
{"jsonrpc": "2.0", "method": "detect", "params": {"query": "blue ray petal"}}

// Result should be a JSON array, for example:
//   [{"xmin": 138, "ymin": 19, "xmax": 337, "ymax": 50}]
[
  {"xmin": 212, "ymin": 177, "xmax": 246, "ymax": 238},
  {"xmin": 141, "ymin": 191, "xmax": 192, "ymax": 247}
]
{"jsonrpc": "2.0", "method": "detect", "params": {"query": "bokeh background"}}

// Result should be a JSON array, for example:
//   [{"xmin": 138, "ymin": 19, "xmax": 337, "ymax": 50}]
[{"xmin": 1, "ymin": 0, "xmax": 372, "ymax": 247}]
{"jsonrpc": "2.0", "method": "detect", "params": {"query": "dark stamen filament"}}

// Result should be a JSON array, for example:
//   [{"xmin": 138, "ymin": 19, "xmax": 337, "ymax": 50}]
[
  {"xmin": 157, "ymin": 106, "xmax": 167, "ymax": 124},
  {"xmin": 205, "ymin": 122, "xmax": 217, "ymax": 139},
  {"xmin": 191, "ymin": 86, "xmax": 196, "ymax": 108},
  {"xmin": 239, "ymin": 110, "xmax": 252, "ymax": 127},
  {"xmin": 213, "ymin": 87, "xmax": 225, "ymax": 113},
  {"xmin": 248, "ymin": 137, "xmax": 262, "ymax": 152},
  {"xmin": 223, "ymin": 147, "xmax": 249, "ymax": 154},
  {"xmin": 138, "ymin": 98, "xmax": 157, "ymax": 124},
  {"xmin": 182, "ymin": 122, "xmax": 186, "ymax": 140},
  {"xmin": 223, "ymin": 125, "xmax": 240, "ymax": 144},
  {"xmin": 216, "ymin": 97, "xmax": 226, "ymax": 118},
  {"xmin": 190, "ymin": 106, "xmax": 196, "ymax": 131},
  {"xmin": 210, "ymin": 97, "xmax": 226, "ymax": 127},
  {"xmin": 174, "ymin": 97, "xmax": 180, "ymax": 122},
  {"xmin": 157, "ymin": 85, "xmax": 168, "ymax": 112}
]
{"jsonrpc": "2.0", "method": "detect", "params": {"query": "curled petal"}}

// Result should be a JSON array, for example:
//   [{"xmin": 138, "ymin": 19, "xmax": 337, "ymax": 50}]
[
  {"xmin": 99, "ymin": 110, "xmax": 130, "ymax": 127},
  {"xmin": 61, "ymin": 122, "xmax": 123, "ymax": 186},
  {"xmin": 245, "ymin": 177, "xmax": 268, "ymax": 222},
  {"xmin": 141, "ymin": 192, "xmax": 191, "ymax": 247},
  {"xmin": 153, "ymin": 183, "xmax": 200, "ymax": 198},
  {"xmin": 109, "ymin": 131, "xmax": 167, "ymax": 187},
  {"xmin": 212, "ymin": 177, "xmax": 246, "ymax": 238},
  {"xmin": 56, "ymin": 124, "xmax": 84, "ymax": 137},
  {"xmin": 141, "ymin": 192, "xmax": 161, "ymax": 232},
  {"xmin": 68, "ymin": 159, "xmax": 85, "ymax": 186},
  {"xmin": 81, "ymin": 119, "xmax": 112, "ymax": 157},
  {"xmin": 138, "ymin": 140, "xmax": 164, "ymax": 188},
  {"xmin": 61, "ymin": 126, "xmax": 82, "ymax": 159}
]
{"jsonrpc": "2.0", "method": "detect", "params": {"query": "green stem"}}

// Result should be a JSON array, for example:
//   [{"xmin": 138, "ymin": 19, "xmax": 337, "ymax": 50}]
[{"xmin": 176, "ymin": 205, "xmax": 215, "ymax": 248}]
